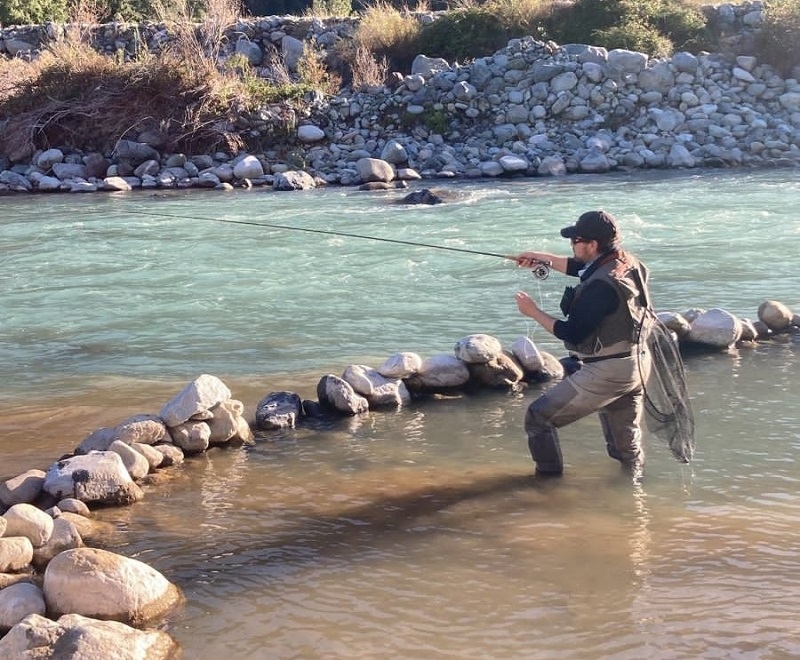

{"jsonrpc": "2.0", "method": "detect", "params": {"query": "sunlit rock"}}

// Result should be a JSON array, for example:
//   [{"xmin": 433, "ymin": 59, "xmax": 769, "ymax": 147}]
[
  {"xmin": 2, "ymin": 503, "xmax": 54, "ymax": 548},
  {"xmin": 454, "ymin": 334, "xmax": 503, "ymax": 364},
  {"xmin": 510, "ymin": 336, "xmax": 543, "ymax": 372},
  {"xmin": 0, "ymin": 469, "xmax": 46, "ymax": 508},
  {"xmin": 406, "ymin": 354, "xmax": 471, "ymax": 390},
  {"xmin": 686, "ymin": 308, "xmax": 740, "ymax": 348},
  {"xmin": 207, "ymin": 399, "xmax": 247, "ymax": 444},
  {"xmin": 356, "ymin": 157, "xmax": 394, "ymax": 183},
  {"xmin": 657, "ymin": 311, "xmax": 691, "ymax": 336},
  {"xmin": 0, "ymin": 613, "xmax": 178, "ymax": 659},
  {"xmin": 377, "ymin": 351, "xmax": 422, "ymax": 378},
  {"xmin": 342, "ymin": 365, "xmax": 411, "ymax": 407},
  {"xmin": 758, "ymin": 299, "xmax": 793, "ymax": 332},
  {"xmin": 43, "ymin": 452, "xmax": 144, "ymax": 506},
  {"xmin": 0, "ymin": 537, "xmax": 34, "ymax": 572},
  {"xmin": 0, "ymin": 582, "xmax": 46, "ymax": 633},
  {"xmin": 32, "ymin": 514, "xmax": 83, "ymax": 569},
  {"xmin": 168, "ymin": 421, "xmax": 211, "ymax": 453},
  {"xmin": 43, "ymin": 548, "xmax": 183, "ymax": 627},
  {"xmin": 160, "ymin": 374, "xmax": 232, "ymax": 427},
  {"xmin": 316, "ymin": 374, "xmax": 369, "ymax": 415}
]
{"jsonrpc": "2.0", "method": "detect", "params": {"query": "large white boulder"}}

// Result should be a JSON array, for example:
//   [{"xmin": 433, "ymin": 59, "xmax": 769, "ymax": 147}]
[
  {"xmin": 43, "ymin": 452, "xmax": 144, "ymax": 505},
  {"xmin": 2, "ymin": 503, "xmax": 54, "ymax": 548},
  {"xmin": 43, "ymin": 548, "xmax": 183, "ymax": 627},
  {"xmin": 0, "ymin": 582, "xmax": 46, "ymax": 632},
  {"xmin": 159, "ymin": 374, "xmax": 232, "ymax": 427},
  {"xmin": 0, "ymin": 613, "xmax": 178, "ymax": 659}
]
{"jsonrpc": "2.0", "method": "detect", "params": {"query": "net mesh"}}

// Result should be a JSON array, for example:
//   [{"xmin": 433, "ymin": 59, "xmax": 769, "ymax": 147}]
[{"xmin": 640, "ymin": 315, "xmax": 696, "ymax": 463}]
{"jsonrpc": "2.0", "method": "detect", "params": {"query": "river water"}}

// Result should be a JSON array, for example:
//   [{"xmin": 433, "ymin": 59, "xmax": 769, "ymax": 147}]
[{"xmin": 2, "ymin": 168, "xmax": 799, "ymax": 658}]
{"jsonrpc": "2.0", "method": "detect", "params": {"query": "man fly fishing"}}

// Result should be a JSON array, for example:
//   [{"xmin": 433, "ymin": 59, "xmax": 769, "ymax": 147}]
[{"xmin": 512, "ymin": 210, "xmax": 694, "ymax": 476}]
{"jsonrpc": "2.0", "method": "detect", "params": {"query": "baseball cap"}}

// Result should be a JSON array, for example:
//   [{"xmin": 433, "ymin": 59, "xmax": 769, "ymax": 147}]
[{"xmin": 560, "ymin": 210, "xmax": 620, "ymax": 243}]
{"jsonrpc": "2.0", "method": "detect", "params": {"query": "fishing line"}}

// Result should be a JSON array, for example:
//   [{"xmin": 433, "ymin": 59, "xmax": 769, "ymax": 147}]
[{"xmin": 121, "ymin": 208, "xmax": 517, "ymax": 261}]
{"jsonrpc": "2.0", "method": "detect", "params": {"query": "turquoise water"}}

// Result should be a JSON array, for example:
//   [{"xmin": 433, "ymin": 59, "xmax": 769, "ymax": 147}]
[{"xmin": 1, "ymin": 168, "xmax": 800, "ymax": 658}]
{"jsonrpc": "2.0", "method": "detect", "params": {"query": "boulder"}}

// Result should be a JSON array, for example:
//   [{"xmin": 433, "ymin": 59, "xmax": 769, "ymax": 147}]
[
  {"xmin": 686, "ymin": 308, "xmax": 741, "ymax": 348},
  {"xmin": 0, "ymin": 582, "xmax": 46, "ymax": 633},
  {"xmin": 316, "ymin": 375, "xmax": 369, "ymax": 415},
  {"xmin": 159, "ymin": 374, "xmax": 231, "ymax": 427},
  {"xmin": 43, "ymin": 548, "xmax": 183, "ymax": 627},
  {"xmin": 0, "ymin": 613, "xmax": 178, "ymax": 659},
  {"xmin": 510, "ymin": 336, "xmax": 543, "ymax": 372},
  {"xmin": 255, "ymin": 391, "xmax": 304, "ymax": 430},
  {"xmin": 407, "ymin": 354, "xmax": 470, "ymax": 390},
  {"xmin": 2, "ymin": 503, "xmax": 54, "ymax": 548},
  {"xmin": 356, "ymin": 157, "xmax": 394, "ymax": 183},
  {"xmin": 467, "ymin": 353, "xmax": 524, "ymax": 388},
  {"xmin": 454, "ymin": 334, "xmax": 503, "ymax": 364},
  {"xmin": 376, "ymin": 351, "xmax": 422, "ymax": 378},
  {"xmin": 0, "ymin": 537, "xmax": 34, "ymax": 572},
  {"xmin": 43, "ymin": 452, "xmax": 144, "ymax": 506},
  {"xmin": 0, "ymin": 469, "xmax": 46, "ymax": 508},
  {"xmin": 342, "ymin": 365, "xmax": 411, "ymax": 407},
  {"xmin": 757, "ymin": 300, "xmax": 793, "ymax": 332}
]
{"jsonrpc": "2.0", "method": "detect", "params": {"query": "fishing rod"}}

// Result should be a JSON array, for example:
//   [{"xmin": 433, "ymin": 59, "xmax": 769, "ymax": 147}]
[{"xmin": 123, "ymin": 209, "xmax": 553, "ymax": 279}]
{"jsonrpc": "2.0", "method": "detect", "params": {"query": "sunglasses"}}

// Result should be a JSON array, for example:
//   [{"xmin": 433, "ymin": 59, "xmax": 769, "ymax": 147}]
[{"xmin": 570, "ymin": 237, "xmax": 592, "ymax": 245}]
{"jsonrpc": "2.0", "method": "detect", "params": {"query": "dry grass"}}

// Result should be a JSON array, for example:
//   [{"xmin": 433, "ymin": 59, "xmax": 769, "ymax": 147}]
[
  {"xmin": 350, "ymin": 45, "xmax": 388, "ymax": 90},
  {"xmin": 0, "ymin": 0, "xmax": 259, "ymax": 159},
  {"xmin": 298, "ymin": 40, "xmax": 343, "ymax": 94}
]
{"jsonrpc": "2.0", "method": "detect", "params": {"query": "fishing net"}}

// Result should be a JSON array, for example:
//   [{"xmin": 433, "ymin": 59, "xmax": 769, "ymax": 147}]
[{"xmin": 639, "ymin": 314, "xmax": 696, "ymax": 463}]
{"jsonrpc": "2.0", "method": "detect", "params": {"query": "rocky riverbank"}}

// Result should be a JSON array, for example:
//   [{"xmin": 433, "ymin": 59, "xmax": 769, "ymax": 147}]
[{"xmin": 2, "ymin": 6, "xmax": 799, "ymax": 195}]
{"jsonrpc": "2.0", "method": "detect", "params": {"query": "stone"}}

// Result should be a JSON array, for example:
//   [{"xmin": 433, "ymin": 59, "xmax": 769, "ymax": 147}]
[
  {"xmin": 159, "ymin": 374, "xmax": 231, "ymax": 427},
  {"xmin": 454, "ymin": 334, "xmax": 503, "ymax": 364},
  {"xmin": 255, "ymin": 391, "xmax": 304, "ymax": 430},
  {"xmin": 510, "ymin": 336, "xmax": 543, "ymax": 372},
  {"xmin": 0, "ymin": 469, "xmax": 46, "ymax": 508},
  {"xmin": 43, "ymin": 452, "xmax": 144, "ymax": 506},
  {"xmin": 407, "ymin": 354, "xmax": 471, "ymax": 390},
  {"xmin": 356, "ymin": 157, "xmax": 394, "ymax": 183},
  {"xmin": 758, "ymin": 300, "xmax": 793, "ymax": 332},
  {"xmin": 43, "ymin": 548, "xmax": 183, "ymax": 627},
  {"xmin": 686, "ymin": 308, "xmax": 741, "ymax": 348},
  {"xmin": 376, "ymin": 352, "xmax": 422, "ymax": 378},
  {"xmin": 467, "ymin": 354, "xmax": 524, "ymax": 388},
  {"xmin": 0, "ymin": 537, "xmax": 34, "ymax": 572},
  {"xmin": 341, "ymin": 365, "xmax": 411, "ymax": 407},
  {"xmin": 297, "ymin": 124, "xmax": 325, "ymax": 144},
  {"xmin": 2, "ymin": 503, "xmax": 54, "ymax": 548},
  {"xmin": 108, "ymin": 440, "xmax": 150, "ymax": 481},
  {"xmin": 316, "ymin": 374, "xmax": 369, "ymax": 415},
  {"xmin": 32, "ymin": 516, "xmax": 83, "ymax": 569},
  {"xmin": 0, "ymin": 582, "xmax": 46, "ymax": 632},
  {"xmin": 0, "ymin": 613, "xmax": 178, "ymax": 660}
]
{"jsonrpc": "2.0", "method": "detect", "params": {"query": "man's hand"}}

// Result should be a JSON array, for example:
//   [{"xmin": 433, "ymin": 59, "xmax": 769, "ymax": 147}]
[
  {"xmin": 515, "ymin": 291, "xmax": 539, "ymax": 317},
  {"xmin": 515, "ymin": 291, "xmax": 557, "ymax": 335}
]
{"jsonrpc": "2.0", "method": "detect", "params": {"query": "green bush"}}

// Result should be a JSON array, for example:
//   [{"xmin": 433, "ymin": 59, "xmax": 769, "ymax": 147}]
[
  {"xmin": 416, "ymin": 7, "xmax": 508, "ymax": 62},
  {"xmin": 544, "ymin": 0, "xmax": 709, "ymax": 57},
  {"xmin": 594, "ymin": 19, "xmax": 673, "ymax": 57},
  {"xmin": 0, "ymin": 0, "xmax": 69, "ymax": 25}
]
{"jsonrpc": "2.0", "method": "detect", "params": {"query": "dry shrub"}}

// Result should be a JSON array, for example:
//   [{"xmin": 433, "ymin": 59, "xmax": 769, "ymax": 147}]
[
  {"xmin": 297, "ymin": 40, "xmax": 343, "ymax": 94},
  {"xmin": 0, "ymin": 0, "xmax": 255, "ymax": 158},
  {"xmin": 350, "ymin": 45, "xmax": 388, "ymax": 90},
  {"xmin": 260, "ymin": 44, "xmax": 293, "ymax": 86},
  {"xmin": 354, "ymin": 1, "xmax": 420, "ymax": 51}
]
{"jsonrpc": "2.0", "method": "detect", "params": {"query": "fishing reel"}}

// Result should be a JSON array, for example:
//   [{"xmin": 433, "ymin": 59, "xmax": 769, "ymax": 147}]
[{"xmin": 530, "ymin": 260, "xmax": 552, "ymax": 280}]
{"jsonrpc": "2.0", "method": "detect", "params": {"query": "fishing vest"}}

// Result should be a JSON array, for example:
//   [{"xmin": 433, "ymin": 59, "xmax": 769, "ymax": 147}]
[{"xmin": 564, "ymin": 251, "xmax": 652, "ymax": 359}]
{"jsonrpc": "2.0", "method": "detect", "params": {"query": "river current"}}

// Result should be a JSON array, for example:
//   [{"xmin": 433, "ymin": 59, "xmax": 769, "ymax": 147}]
[{"xmin": 2, "ymin": 168, "xmax": 799, "ymax": 658}]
